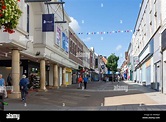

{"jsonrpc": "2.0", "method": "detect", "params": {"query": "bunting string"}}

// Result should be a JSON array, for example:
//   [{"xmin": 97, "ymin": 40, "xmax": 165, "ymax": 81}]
[{"xmin": 70, "ymin": 30, "xmax": 133, "ymax": 35}]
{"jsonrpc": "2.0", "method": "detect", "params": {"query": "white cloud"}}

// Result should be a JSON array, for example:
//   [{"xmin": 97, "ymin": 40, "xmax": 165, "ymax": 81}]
[
  {"xmin": 83, "ymin": 37, "xmax": 91, "ymax": 42},
  {"xmin": 116, "ymin": 45, "xmax": 122, "ymax": 51},
  {"xmin": 69, "ymin": 17, "xmax": 80, "ymax": 32}
]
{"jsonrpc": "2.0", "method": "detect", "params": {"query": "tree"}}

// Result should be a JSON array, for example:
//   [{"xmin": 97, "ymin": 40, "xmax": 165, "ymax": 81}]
[{"xmin": 106, "ymin": 53, "xmax": 119, "ymax": 73}]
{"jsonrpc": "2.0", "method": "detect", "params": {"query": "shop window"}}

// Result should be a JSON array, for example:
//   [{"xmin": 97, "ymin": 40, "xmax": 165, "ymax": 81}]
[{"xmin": 162, "ymin": 29, "xmax": 166, "ymax": 51}]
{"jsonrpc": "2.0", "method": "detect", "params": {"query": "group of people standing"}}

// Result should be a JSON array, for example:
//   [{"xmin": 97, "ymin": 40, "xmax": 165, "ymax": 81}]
[
  {"xmin": 0, "ymin": 73, "xmax": 29, "ymax": 106},
  {"xmin": 0, "ymin": 73, "xmax": 13, "ymax": 98},
  {"xmin": 77, "ymin": 75, "xmax": 89, "ymax": 89}
]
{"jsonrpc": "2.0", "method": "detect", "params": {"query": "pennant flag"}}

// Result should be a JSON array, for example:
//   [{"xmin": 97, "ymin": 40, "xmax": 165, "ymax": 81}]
[
  {"xmin": 69, "ymin": 29, "xmax": 133, "ymax": 36},
  {"xmin": 101, "ymin": 3, "xmax": 104, "ymax": 7},
  {"xmin": 82, "ymin": 20, "xmax": 84, "ymax": 24}
]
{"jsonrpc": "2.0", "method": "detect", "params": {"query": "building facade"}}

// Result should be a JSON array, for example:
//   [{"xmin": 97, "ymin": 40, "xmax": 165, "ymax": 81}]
[
  {"xmin": 130, "ymin": 0, "xmax": 166, "ymax": 93},
  {"xmin": 0, "ymin": 0, "xmax": 80, "ymax": 98},
  {"xmin": 69, "ymin": 27, "xmax": 83, "ymax": 83}
]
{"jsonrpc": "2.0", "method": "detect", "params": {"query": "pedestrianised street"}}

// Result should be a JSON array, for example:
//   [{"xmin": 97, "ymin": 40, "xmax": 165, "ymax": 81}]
[{"xmin": 4, "ymin": 80, "xmax": 166, "ymax": 111}]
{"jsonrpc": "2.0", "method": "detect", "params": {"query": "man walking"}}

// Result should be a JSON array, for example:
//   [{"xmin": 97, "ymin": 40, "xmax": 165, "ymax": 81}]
[
  {"xmin": 19, "ymin": 75, "xmax": 29, "ymax": 106},
  {"xmin": 7, "ymin": 73, "xmax": 12, "ymax": 86}
]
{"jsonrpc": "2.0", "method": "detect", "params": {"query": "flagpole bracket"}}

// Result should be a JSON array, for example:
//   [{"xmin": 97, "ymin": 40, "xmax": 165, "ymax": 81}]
[{"xmin": 44, "ymin": 1, "xmax": 66, "ymax": 23}]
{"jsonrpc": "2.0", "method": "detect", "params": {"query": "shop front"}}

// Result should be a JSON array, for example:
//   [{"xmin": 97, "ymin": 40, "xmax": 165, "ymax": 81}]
[
  {"xmin": 72, "ymin": 69, "xmax": 77, "ymax": 84},
  {"xmin": 65, "ymin": 68, "xmax": 72, "ymax": 85}
]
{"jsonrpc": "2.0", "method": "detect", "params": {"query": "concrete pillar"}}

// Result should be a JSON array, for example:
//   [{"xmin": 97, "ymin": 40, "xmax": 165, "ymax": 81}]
[
  {"xmin": 53, "ymin": 64, "xmax": 59, "ymax": 88},
  {"xmin": 39, "ymin": 59, "xmax": 47, "ymax": 91},
  {"xmin": 8, "ymin": 49, "xmax": 20, "ymax": 98},
  {"xmin": 61, "ymin": 67, "xmax": 67, "ymax": 87}
]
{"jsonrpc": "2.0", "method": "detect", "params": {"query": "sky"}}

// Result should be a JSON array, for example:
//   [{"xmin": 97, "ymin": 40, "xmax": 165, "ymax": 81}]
[{"xmin": 63, "ymin": 0, "xmax": 142, "ymax": 67}]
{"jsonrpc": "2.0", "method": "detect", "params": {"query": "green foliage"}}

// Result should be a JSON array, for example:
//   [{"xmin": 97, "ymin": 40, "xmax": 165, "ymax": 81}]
[{"xmin": 106, "ymin": 53, "xmax": 119, "ymax": 73}]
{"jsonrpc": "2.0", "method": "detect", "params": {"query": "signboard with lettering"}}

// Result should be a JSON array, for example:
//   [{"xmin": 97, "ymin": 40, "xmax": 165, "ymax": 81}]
[
  {"xmin": 42, "ymin": 14, "xmax": 54, "ymax": 32},
  {"xmin": 62, "ymin": 32, "xmax": 69, "ymax": 53},
  {"xmin": 56, "ymin": 26, "xmax": 61, "ymax": 46}
]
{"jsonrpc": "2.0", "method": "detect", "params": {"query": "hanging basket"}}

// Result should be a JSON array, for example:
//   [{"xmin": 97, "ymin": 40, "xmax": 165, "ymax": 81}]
[{"xmin": 0, "ymin": 0, "xmax": 22, "ymax": 34}]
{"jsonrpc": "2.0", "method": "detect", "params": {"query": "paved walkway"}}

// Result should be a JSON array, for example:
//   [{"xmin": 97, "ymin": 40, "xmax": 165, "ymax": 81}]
[
  {"xmin": 123, "ymin": 81, "xmax": 166, "ymax": 105},
  {"xmin": 3, "ymin": 80, "xmax": 166, "ymax": 111}
]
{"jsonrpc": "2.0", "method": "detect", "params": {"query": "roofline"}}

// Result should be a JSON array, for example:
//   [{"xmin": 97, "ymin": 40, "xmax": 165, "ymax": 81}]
[
  {"xmin": 127, "ymin": 42, "xmax": 131, "ymax": 52},
  {"xmin": 133, "ymin": 0, "xmax": 144, "ymax": 33}
]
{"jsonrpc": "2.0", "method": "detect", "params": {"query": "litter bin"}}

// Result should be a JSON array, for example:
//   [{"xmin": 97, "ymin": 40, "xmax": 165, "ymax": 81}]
[
  {"xmin": 151, "ymin": 83, "xmax": 155, "ymax": 89},
  {"xmin": 0, "ymin": 93, "xmax": 4, "ymax": 111}
]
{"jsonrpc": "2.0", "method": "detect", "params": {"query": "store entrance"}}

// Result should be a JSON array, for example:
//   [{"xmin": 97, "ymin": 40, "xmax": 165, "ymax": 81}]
[{"xmin": 28, "ymin": 65, "xmax": 40, "ymax": 89}]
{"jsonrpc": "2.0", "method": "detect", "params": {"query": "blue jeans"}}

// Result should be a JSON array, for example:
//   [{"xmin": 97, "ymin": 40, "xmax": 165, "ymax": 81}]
[
  {"xmin": 20, "ymin": 89, "xmax": 28, "ymax": 103},
  {"xmin": 84, "ymin": 82, "xmax": 87, "ymax": 89}
]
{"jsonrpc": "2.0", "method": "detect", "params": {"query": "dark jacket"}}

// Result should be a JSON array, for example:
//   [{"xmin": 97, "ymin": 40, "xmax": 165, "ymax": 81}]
[
  {"xmin": 83, "ymin": 77, "xmax": 88, "ymax": 83},
  {"xmin": 19, "ymin": 78, "xmax": 29, "ymax": 91}
]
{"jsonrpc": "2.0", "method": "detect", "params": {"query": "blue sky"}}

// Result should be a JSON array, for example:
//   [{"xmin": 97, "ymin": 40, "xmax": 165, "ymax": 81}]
[{"xmin": 63, "ymin": 0, "xmax": 142, "ymax": 67}]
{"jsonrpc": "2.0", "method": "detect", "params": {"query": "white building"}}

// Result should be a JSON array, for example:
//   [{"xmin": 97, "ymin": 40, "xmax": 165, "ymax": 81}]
[
  {"xmin": 132, "ymin": 0, "xmax": 166, "ymax": 93},
  {"xmin": 0, "ymin": 0, "xmax": 78, "ymax": 98},
  {"xmin": 160, "ymin": 0, "xmax": 166, "ymax": 94}
]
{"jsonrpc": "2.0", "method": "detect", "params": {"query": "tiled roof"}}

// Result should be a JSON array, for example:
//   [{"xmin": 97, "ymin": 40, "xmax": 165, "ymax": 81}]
[{"xmin": 102, "ymin": 57, "xmax": 107, "ymax": 64}]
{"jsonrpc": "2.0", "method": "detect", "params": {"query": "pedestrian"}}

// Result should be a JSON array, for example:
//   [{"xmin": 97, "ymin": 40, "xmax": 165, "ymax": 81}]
[
  {"xmin": 105, "ymin": 76, "xmax": 109, "ymax": 82},
  {"xmin": 7, "ymin": 73, "xmax": 12, "ymax": 86},
  {"xmin": 19, "ymin": 74, "xmax": 29, "ymax": 106},
  {"xmin": 0, "ymin": 74, "xmax": 8, "ymax": 98},
  {"xmin": 118, "ymin": 75, "xmax": 120, "ymax": 83},
  {"xmin": 77, "ymin": 75, "xmax": 83, "ymax": 89},
  {"xmin": 83, "ymin": 75, "xmax": 88, "ymax": 89}
]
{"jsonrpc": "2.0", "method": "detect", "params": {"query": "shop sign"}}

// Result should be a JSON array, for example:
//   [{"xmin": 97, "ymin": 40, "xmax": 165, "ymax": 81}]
[
  {"xmin": 66, "ymin": 68, "xmax": 72, "ymax": 73},
  {"xmin": 42, "ymin": 14, "xmax": 54, "ymax": 32}
]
